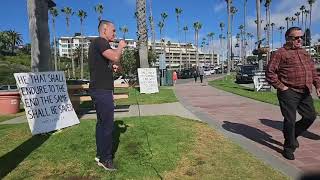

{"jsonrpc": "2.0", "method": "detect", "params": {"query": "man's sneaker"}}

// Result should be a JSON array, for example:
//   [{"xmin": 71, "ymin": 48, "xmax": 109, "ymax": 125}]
[
  {"xmin": 98, "ymin": 160, "xmax": 117, "ymax": 171},
  {"xmin": 94, "ymin": 157, "xmax": 99, "ymax": 163}
]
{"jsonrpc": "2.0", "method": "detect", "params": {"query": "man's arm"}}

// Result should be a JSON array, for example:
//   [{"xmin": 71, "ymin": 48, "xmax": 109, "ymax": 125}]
[
  {"xmin": 102, "ymin": 40, "xmax": 127, "ymax": 63},
  {"xmin": 266, "ymin": 51, "xmax": 287, "ymax": 91}
]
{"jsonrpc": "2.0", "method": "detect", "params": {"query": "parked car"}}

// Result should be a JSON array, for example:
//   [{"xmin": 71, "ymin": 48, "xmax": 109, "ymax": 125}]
[
  {"xmin": 235, "ymin": 65, "xmax": 258, "ymax": 83},
  {"xmin": 0, "ymin": 85, "xmax": 18, "ymax": 91},
  {"xmin": 179, "ymin": 69, "xmax": 193, "ymax": 79}
]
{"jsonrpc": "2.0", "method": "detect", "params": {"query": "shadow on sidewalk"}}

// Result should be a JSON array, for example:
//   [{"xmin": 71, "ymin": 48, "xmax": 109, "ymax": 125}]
[
  {"xmin": 222, "ymin": 121, "xmax": 283, "ymax": 153},
  {"xmin": 259, "ymin": 119, "xmax": 320, "ymax": 140}
]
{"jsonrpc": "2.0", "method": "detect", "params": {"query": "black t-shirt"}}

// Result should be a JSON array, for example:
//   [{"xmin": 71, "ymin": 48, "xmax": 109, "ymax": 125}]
[{"xmin": 88, "ymin": 37, "xmax": 114, "ymax": 90}]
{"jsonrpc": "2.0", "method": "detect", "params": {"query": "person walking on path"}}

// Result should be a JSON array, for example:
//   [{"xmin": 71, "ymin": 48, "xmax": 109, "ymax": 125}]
[
  {"xmin": 266, "ymin": 26, "xmax": 320, "ymax": 160},
  {"xmin": 199, "ymin": 66, "xmax": 205, "ymax": 83},
  {"xmin": 172, "ymin": 70, "xmax": 178, "ymax": 86},
  {"xmin": 193, "ymin": 67, "xmax": 198, "ymax": 83},
  {"xmin": 88, "ymin": 20, "xmax": 127, "ymax": 171}
]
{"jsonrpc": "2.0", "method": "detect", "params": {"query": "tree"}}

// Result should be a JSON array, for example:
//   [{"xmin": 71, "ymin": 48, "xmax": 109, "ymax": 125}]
[
  {"xmin": 49, "ymin": 7, "xmax": 58, "ymax": 71},
  {"xmin": 285, "ymin": 17, "xmax": 290, "ymax": 30},
  {"xmin": 148, "ymin": 0, "xmax": 156, "ymax": 51},
  {"xmin": 94, "ymin": 3, "xmax": 104, "ymax": 22},
  {"xmin": 0, "ymin": 31, "xmax": 11, "ymax": 54},
  {"xmin": 300, "ymin": 5, "xmax": 305, "ymax": 30},
  {"xmin": 207, "ymin": 32, "xmax": 215, "ymax": 65},
  {"xmin": 304, "ymin": 9, "xmax": 310, "ymax": 46},
  {"xmin": 61, "ymin": 7, "xmax": 75, "ymax": 77},
  {"xmin": 308, "ymin": 0, "xmax": 315, "ymax": 52},
  {"xmin": 167, "ymin": 40, "xmax": 172, "ymax": 68},
  {"xmin": 160, "ymin": 12, "xmax": 168, "ymax": 55},
  {"xmin": 256, "ymin": 0, "xmax": 263, "ymax": 70},
  {"xmin": 183, "ymin": 26, "xmax": 189, "ymax": 68},
  {"xmin": 77, "ymin": 9, "xmax": 87, "ymax": 79},
  {"xmin": 230, "ymin": 6, "xmax": 237, "ymax": 69},
  {"xmin": 27, "ymin": 0, "xmax": 54, "ymax": 72},
  {"xmin": 175, "ymin": 7, "xmax": 183, "ymax": 71},
  {"xmin": 6, "ymin": 30, "xmax": 23, "ymax": 55},
  {"xmin": 295, "ymin": 12, "xmax": 301, "ymax": 26},
  {"xmin": 264, "ymin": 0, "xmax": 272, "ymax": 64},
  {"xmin": 278, "ymin": 26, "xmax": 285, "ymax": 46},
  {"xmin": 136, "ymin": 0, "xmax": 149, "ymax": 68},
  {"xmin": 193, "ymin": 21, "xmax": 202, "ymax": 66},
  {"xmin": 225, "ymin": 0, "xmax": 232, "ymax": 74},
  {"xmin": 270, "ymin": 22, "xmax": 275, "ymax": 51},
  {"xmin": 120, "ymin": 26, "xmax": 129, "ymax": 39}
]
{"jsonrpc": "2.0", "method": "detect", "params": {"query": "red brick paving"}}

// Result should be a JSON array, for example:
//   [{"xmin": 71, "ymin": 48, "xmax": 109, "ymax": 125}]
[{"xmin": 175, "ymin": 82, "xmax": 320, "ymax": 174}]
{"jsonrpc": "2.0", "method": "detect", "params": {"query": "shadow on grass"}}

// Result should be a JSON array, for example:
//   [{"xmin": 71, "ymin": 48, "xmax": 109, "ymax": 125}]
[
  {"xmin": 222, "ymin": 121, "xmax": 283, "ymax": 153},
  {"xmin": 0, "ymin": 134, "xmax": 50, "ymax": 178},
  {"xmin": 112, "ymin": 120, "xmax": 128, "ymax": 158},
  {"xmin": 259, "ymin": 119, "xmax": 320, "ymax": 140}
]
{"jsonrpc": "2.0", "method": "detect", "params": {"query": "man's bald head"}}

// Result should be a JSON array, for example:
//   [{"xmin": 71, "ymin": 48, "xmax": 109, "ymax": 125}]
[{"xmin": 98, "ymin": 20, "xmax": 116, "ymax": 42}]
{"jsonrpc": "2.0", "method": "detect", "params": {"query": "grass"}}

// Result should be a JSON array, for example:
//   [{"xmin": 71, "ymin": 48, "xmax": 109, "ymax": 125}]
[
  {"xmin": 80, "ymin": 86, "xmax": 178, "ymax": 108},
  {"xmin": 209, "ymin": 75, "xmax": 320, "ymax": 115},
  {"xmin": 0, "ymin": 116, "xmax": 288, "ymax": 179}
]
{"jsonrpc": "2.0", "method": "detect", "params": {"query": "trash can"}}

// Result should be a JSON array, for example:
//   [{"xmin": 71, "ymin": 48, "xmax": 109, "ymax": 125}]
[
  {"xmin": 0, "ymin": 91, "xmax": 21, "ymax": 115},
  {"xmin": 166, "ymin": 70, "xmax": 173, "ymax": 86}
]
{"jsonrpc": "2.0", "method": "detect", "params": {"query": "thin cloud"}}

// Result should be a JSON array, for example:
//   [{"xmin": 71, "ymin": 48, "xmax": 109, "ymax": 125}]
[{"xmin": 213, "ymin": 2, "xmax": 226, "ymax": 13}]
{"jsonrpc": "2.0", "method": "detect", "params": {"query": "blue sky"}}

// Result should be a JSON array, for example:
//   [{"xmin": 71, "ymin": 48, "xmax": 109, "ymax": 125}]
[{"xmin": 1, "ymin": 0, "xmax": 320, "ymax": 51}]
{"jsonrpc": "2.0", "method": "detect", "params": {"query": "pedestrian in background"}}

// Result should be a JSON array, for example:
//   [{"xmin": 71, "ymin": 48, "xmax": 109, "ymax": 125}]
[
  {"xmin": 172, "ymin": 70, "xmax": 178, "ymax": 86},
  {"xmin": 193, "ymin": 67, "xmax": 198, "ymax": 83},
  {"xmin": 199, "ymin": 66, "xmax": 205, "ymax": 83},
  {"xmin": 266, "ymin": 27, "xmax": 320, "ymax": 160}
]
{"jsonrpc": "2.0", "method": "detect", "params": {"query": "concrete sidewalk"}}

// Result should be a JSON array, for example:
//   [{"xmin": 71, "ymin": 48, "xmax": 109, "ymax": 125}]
[
  {"xmin": 174, "ymin": 79, "xmax": 320, "ymax": 179},
  {"xmin": 0, "ymin": 102, "xmax": 199, "ymax": 125}
]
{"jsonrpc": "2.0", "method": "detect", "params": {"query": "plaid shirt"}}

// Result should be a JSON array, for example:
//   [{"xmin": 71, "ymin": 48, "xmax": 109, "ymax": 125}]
[{"xmin": 266, "ymin": 45, "xmax": 320, "ymax": 93}]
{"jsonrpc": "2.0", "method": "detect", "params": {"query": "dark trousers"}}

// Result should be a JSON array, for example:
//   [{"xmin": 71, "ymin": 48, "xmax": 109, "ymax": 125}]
[
  {"xmin": 200, "ymin": 75, "xmax": 204, "ymax": 83},
  {"xmin": 277, "ymin": 89, "xmax": 316, "ymax": 152},
  {"xmin": 90, "ymin": 89, "xmax": 114, "ymax": 161},
  {"xmin": 194, "ymin": 75, "xmax": 197, "ymax": 82}
]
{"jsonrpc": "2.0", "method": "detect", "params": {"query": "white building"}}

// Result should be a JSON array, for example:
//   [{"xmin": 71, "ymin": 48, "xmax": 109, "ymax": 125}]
[{"xmin": 58, "ymin": 35, "xmax": 218, "ymax": 69}]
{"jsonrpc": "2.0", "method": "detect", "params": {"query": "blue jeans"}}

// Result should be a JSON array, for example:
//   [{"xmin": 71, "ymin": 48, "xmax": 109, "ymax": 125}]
[{"xmin": 90, "ymin": 89, "xmax": 114, "ymax": 161}]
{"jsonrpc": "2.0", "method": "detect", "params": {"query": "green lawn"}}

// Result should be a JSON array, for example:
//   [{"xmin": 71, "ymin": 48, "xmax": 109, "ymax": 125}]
[
  {"xmin": 209, "ymin": 75, "xmax": 320, "ymax": 114},
  {"xmin": 0, "ymin": 116, "xmax": 287, "ymax": 179},
  {"xmin": 80, "ymin": 86, "xmax": 178, "ymax": 108}
]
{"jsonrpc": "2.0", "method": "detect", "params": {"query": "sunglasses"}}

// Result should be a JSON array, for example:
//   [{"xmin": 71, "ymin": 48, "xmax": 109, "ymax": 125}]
[{"xmin": 290, "ymin": 36, "xmax": 303, "ymax": 40}]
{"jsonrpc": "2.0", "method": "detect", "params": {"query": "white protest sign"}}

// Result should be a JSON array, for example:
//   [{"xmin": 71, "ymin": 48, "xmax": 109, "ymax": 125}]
[
  {"xmin": 138, "ymin": 68, "xmax": 159, "ymax": 94},
  {"xmin": 14, "ymin": 71, "xmax": 80, "ymax": 135}
]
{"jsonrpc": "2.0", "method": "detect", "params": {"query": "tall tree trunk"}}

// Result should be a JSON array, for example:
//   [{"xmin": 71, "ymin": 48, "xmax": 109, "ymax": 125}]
[
  {"xmin": 136, "ymin": 0, "xmax": 149, "ymax": 68},
  {"xmin": 227, "ymin": 0, "xmax": 231, "ymax": 74},
  {"xmin": 148, "ymin": 0, "xmax": 155, "ymax": 51},
  {"xmin": 80, "ymin": 22, "xmax": 84, "ymax": 79},
  {"xmin": 256, "ymin": 0, "xmax": 263, "ymax": 70},
  {"xmin": 52, "ymin": 18, "xmax": 57, "ymax": 71},
  {"xmin": 27, "ymin": 0, "xmax": 53, "ymax": 72},
  {"xmin": 243, "ymin": 0, "xmax": 247, "ymax": 64}
]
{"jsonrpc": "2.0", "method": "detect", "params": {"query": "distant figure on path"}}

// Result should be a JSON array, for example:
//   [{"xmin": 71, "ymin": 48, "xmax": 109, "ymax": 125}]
[
  {"xmin": 172, "ymin": 70, "xmax": 178, "ymax": 86},
  {"xmin": 266, "ymin": 27, "xmax": 320, "ymax": 160},
  {"xmin": 88, "ymin": 20, "xmax": 127, "ymax": 171},
  {"xmin": 193, "ymin": 67, "xmax": 198, "ymax": 83},
  {"xmin": 199, "ymin": 66, "xmax": 205, "ymax": 83}
]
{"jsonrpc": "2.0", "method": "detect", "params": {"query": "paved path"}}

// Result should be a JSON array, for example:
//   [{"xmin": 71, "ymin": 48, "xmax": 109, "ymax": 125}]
[{"xmin": 174, "ymin": 77, "xmax": 320, "ymax": 179}]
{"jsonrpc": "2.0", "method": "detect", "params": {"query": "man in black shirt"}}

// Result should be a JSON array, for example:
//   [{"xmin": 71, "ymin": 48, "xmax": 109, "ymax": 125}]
[{"xmin": 88, "ymin": 20, "xmax": 126, "ymax": 171}]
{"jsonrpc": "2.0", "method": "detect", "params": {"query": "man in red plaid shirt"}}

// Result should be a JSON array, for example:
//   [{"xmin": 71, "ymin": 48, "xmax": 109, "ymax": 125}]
[{"xmin": 266, "ymin": 27, "xmax": 320, "ymax": 160}]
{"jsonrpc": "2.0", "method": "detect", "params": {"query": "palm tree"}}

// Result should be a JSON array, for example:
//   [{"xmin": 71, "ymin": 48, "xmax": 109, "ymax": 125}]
[
  {"xmin": 295, "ymin": 12, "xmax": 301, "ymax": 26},
  {"xmin": 136, "ymin": 0, "xmax": 149, "ymax": 68},
  {"xmin": 207, "ymin": 32, "xmax": 215, "ymax": 65},
  {"xmin": 61, "ymin": 7, "xmax": 75, "ymax": 78},
  {"xmin": 243, "ymin": 0, "xmax": 248, "ymax": 62},
  {"xmin": 226, "ymin": 0, "xmax": 232, "ymax": 74},
  {"xmin": 175, "ymin": 7, "xmax": 183, "ymax": 71},
  {"xmin": 148, "ymin": 0, "xmax": 156, "ymax": 51},
  {"xmin": 49, "ymin": 7, "xmax": 58, "ymax": 71},
  {"xmin": 270, "ymin": 22, "xmax": 275, "ymax": 51},
  {"xmin": 278, "ymin": 26, "xmax": 285, "ymax": 46},
  {"xmin": 183, "ymin": 25, "xmax": 189, "ymax": 68},
  {"xmin": 160, "ymin": 12, "xmax": 168, "ymax": 54},
  {"xmin": 256, "ymin": 0, "xmax": 263, "ymax": 70},
  {"xmin": 158, "ymin": 21, "xmax": 164, "ymax": 43},
  {"xmin": 291, "ymin": 17, "xmax": 296, "ymax": 26},
  {"xmin": 219, "ymin": 22, "xmax": 225, "ymax": 67},
  {"xmin": 94, "ymin": 3, "xmax": 104, "ymax": 22},
  {"xmin": 167, "ymin": 40, "xmax": 172, "ymax": 68},
  {"xmin": 27, "ymin": 0, "xmax": 53, "ymax": 72},
  {"xmin": 120, "ymin": 26, "xmax": 129, "ymax": 39},
  {"xmin": 304, "ymin": 9, "xmax": 310, "ymax": 46},
  {"xmin": 77, "ymin": 9, "xmax": 87, "ymax": 79},
  {"xmin": 285, "ymin": 17, "xmax": 290, "ymax": 30},
  {"xmin": 308, "ymin": 0, "xmax": 315, "ymax": 52},
  {"xmin": 230, "ymin": 6, "xmax": 237, "ymax": 70},
  {"xmin": 265, "ymin": 0, "xmax": 272, "ymax": 63},
  {"xmin": 6, "ymin": 30, "xmax": 23, "ymax": 55},
  {"xmin": 193, "ymin": 21, "xmax": 202, "ymax": 66},
  {"xmin": 300, "ymin": 5, "xmax": 305, "ymax": 30},
  {"xmin": 239, "ymin": 25, "xmax": 245, "ymax": 64}
]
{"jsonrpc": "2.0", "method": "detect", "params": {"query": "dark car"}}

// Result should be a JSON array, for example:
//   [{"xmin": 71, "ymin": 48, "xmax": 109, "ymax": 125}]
[
  {"xmin": 179, "ymin": 69, "xmax": 193, "ymax": 79},
  {"xmin": 235, "ymin": 65, "xmax": 257, "ymax": 83}
]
